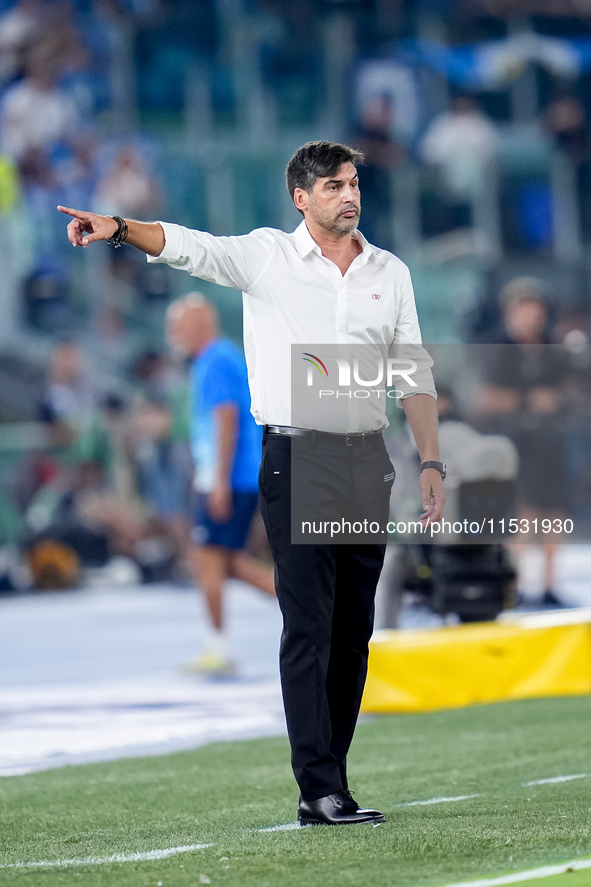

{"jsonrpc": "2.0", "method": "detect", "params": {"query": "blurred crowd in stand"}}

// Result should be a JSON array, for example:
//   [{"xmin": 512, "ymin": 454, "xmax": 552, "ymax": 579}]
[
  {"xmin": 2, "ymin": 1, "xmax": 591, "ymax": 331},
  {"xmin": 0, "ymin": 339, "xmax": 193, "ymax": 589},
  {"xmin": 0, "ymin": 0, "xmax": 168, "ymax": 337}
]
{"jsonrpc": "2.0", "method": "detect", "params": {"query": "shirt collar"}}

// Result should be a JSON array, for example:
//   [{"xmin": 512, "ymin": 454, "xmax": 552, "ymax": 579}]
[
  {"xmin": 293, "ymin": 220, "xmax": 320, "ymax": 257},
  {"xmin": 292, "ymin": 220, "xmax": 375, "ymax": 260}
]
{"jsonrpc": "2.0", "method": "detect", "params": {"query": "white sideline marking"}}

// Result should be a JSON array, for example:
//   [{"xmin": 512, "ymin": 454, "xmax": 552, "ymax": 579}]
[
  {"xmin": 0, "ymin": 844, "xmax": 213, "ymax": 869},
  {"xmin": 522, "ymin": 774, "xmax": 588, "ymax": 786},
  {"xmin": 441, "ymin": 856, "xmax": 591, "ymax": 886},
  {"xmin": 397, "ymin": 794, "xmax": 482, "ymax": 807},
  {"xmin": 257, "ymin": 823, "xmax": 301, "ymax": 832}
]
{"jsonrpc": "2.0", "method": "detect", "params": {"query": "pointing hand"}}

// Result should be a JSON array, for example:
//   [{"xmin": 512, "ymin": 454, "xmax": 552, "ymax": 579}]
[{"xmin": 57, "ymin": 205, "xmax": 118, "ymax": 248}]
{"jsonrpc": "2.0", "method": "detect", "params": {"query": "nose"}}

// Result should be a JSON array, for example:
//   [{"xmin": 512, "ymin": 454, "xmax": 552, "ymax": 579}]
[{"xmin": 342, "ymin": 185, "xmax": 358, "ymax": 204}]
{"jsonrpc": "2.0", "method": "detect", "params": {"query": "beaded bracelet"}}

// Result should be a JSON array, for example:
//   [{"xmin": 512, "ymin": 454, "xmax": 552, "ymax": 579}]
[{"xmin": 107, "ymin": 216, "xmax": 129, "ymax": 248}]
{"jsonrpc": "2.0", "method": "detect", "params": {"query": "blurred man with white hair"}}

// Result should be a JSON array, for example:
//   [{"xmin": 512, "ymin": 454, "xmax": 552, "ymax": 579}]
[{"xmin": 166, "ymin": 293, "xmax": 275, "ymax": 675}]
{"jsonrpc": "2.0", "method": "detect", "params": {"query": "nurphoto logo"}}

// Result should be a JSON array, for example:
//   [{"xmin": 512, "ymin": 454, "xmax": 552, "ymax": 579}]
[
  {"xmin": 302, "ymin": 353, "xmax": 417, "ymax": 389},
  {"xmin": 301, "ymin": 352, "xmax": 329, "ymax": 378}
]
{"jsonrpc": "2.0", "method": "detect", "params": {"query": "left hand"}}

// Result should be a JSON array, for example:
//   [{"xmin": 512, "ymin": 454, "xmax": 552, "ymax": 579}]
[{"xmin": 419, "ymin": 469, "xmax": 445, "ymax": 528}]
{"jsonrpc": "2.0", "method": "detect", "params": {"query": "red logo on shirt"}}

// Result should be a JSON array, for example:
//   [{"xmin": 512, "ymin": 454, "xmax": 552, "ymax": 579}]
[{"xmin": 372, "ymin": 293, "xmax": 381, "ymax": 300}]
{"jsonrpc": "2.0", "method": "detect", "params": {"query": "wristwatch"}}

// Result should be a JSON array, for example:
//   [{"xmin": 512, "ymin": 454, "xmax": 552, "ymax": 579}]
[{"xmin": 420, "ymin": 460, "xmax": 446, "ymax": 481}]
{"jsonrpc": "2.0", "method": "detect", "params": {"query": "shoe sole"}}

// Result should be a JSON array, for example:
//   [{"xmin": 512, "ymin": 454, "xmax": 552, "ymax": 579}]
[{"xmin": 299, "ymin": 814, "xmax": 386, "ymax": 826}]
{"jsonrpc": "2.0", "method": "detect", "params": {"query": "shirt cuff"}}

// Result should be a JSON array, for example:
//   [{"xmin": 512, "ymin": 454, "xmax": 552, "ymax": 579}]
[
  {"xmin": 399, "ymin": 386, "xmax": 438, "ymax": 401},
  {"xmin": 390, "ymin": 344, "xmax": 437, "ymax": 401},
  {"xmin": 146, "ymin": 221, "xmax": 183, "ymax": 263}
]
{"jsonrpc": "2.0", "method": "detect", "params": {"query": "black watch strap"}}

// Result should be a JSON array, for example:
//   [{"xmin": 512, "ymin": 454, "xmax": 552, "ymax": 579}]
[{"xmin": 421, "ymin": 460, "xmax": 446, "ymax": 480}]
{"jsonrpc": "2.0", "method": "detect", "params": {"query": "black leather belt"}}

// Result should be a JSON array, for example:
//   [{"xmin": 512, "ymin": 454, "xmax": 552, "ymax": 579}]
[{"xmin": 265, "ymin": 424, "xmax": 382, "ymax": 447}]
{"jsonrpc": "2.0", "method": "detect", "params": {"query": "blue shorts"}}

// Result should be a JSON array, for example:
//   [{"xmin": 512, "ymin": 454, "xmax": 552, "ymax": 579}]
[{"xmin": 191, "ymin": 491, "xmax": 259, "ymax": 550}]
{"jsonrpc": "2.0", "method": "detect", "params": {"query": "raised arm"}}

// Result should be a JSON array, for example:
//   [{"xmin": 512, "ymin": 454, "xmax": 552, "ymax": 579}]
[
  {"xmin": 58, "ymin": 206, "xmax": 273, "ymax": 290},
  {"xmin": 57, "ymin": 206, "xmax": 165, "ymax": 257}
]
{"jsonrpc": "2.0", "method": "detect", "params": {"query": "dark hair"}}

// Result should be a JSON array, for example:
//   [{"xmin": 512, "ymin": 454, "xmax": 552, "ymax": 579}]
[{"xmin": 285, "ymin": 141, "xmax": 364, "ymax": 211}]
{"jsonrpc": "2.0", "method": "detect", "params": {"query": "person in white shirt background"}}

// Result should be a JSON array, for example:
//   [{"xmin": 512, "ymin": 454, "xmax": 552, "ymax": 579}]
[{"xmin": 58, "ymin": 139, "xmax": 445, "ymax": 827}]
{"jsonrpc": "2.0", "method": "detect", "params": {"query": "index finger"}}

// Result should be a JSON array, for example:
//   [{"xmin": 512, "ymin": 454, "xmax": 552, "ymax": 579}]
[{"xmin": 57, "ymin": 205, "xmax": 90, "ymax": 220}]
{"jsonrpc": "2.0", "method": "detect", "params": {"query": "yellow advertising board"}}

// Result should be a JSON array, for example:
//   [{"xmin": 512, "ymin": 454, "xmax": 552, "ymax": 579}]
[{"xmin": 362, "ymin": 609, "xmax": 591, "ymax": 714}]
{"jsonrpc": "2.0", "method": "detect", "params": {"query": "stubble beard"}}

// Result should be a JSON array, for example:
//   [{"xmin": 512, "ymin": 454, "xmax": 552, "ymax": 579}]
[{"xmin": 309, "ymin": 199, "xmax": 360, "ymax": 236}]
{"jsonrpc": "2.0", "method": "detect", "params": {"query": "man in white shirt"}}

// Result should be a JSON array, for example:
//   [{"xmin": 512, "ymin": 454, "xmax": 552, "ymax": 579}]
[{"xmin": 58, "ymin": 139, "xmax": 444, "ymax": 827}]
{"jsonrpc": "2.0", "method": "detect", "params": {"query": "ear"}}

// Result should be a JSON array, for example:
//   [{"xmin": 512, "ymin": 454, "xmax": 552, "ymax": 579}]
[{"xmin": 293, "ymin": 188, "xmax": 308, "ymax": 213}]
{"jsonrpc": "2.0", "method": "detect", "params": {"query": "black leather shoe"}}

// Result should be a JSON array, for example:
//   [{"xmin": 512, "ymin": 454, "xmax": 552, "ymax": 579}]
[{"xmin": 298, "ymin": 790, "xmax": 385, "ymax": 826}]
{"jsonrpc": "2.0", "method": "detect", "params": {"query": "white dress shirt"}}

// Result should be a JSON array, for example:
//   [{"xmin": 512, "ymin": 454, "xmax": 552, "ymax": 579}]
[{"xmin": 148, "ymin": 220, "xmax": 436, "ymax": 430}]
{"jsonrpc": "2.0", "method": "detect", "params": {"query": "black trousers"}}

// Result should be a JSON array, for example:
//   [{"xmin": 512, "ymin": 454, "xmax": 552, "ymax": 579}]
[{"xmin": 258, "ymin": 429, "xmax": 393, "ymax": 800}]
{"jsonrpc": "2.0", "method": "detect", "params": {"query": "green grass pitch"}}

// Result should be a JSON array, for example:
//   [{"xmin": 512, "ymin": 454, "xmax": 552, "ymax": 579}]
[
  {"xmin": 1, "ymin": 695, "xmax": 591, "ymax": 887},
  {"xmin": 519, "ymin": 874, "xmax": 591, "ymax": 886}
]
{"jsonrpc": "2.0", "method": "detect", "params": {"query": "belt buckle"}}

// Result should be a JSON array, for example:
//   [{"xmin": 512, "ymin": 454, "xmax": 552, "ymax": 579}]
[{"xmin": 346, "ymin": 432, "xmax": 365, "ymax": 447}]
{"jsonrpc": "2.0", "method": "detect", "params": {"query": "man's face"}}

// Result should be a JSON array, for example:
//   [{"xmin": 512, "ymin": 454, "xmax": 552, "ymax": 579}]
[
  {"xmin": 51, "ymin": 344, "xmax": 81, "ymax": 383},
  {"xmin": 167, "ymin": 311, "xmax": 198, "ymax": 357},
  {"xmin": 296, "ymin": 162, "xmax": 361, "ymax": 235},
  {"xmin": 166, "ymin": 305, "xmax": 212, "ymax": 357},
  {"xmin": 505, "ymin": 298, "xmax": 547, "ymax": 344}
]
